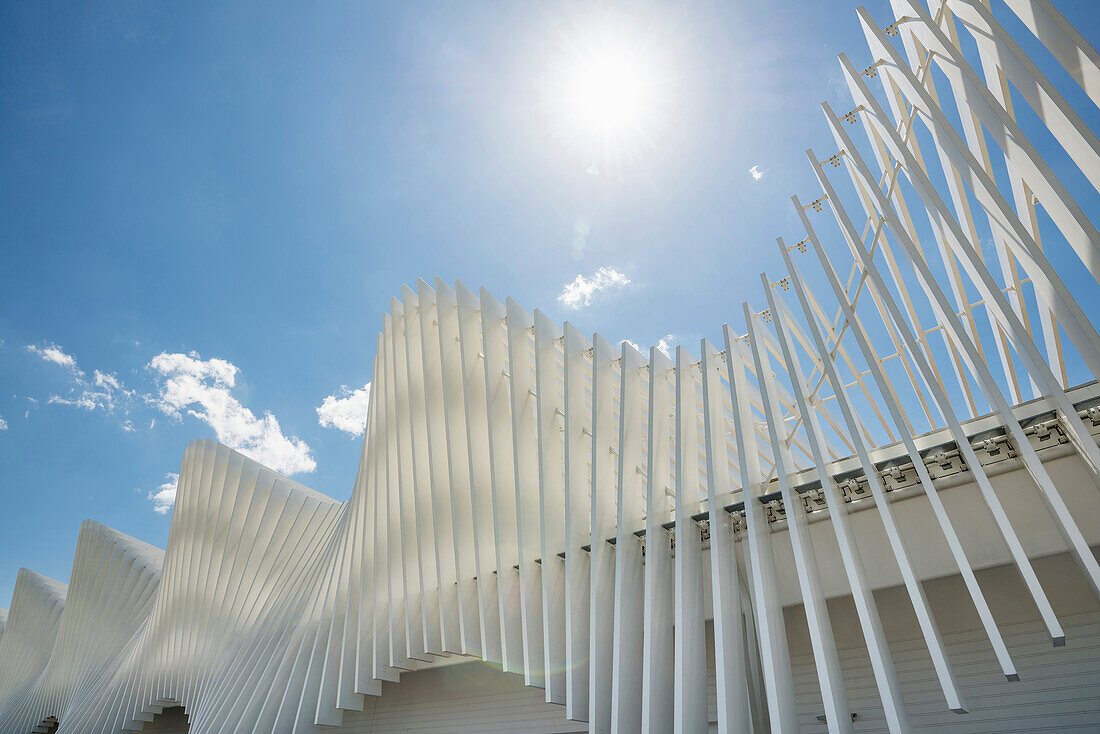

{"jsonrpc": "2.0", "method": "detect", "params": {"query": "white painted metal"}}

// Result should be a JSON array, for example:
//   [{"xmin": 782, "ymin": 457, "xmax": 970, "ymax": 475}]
[
  {"xmin": 673, "ymin": 346, "xmax": 708, "ymax": 734},
  {"xmin": 588, "ymin": 333, "xmax": 618, "ymax": 734},
  {"xmin": 610, "ymin": 340, "xmax": 647, "ymax": 733},
  {"xmin": 563, "ymin": 322, "xmax": 593, "ymax": 722},
  {"xmin": 642, "ymin": 345, "xmax": 675, "ymax": 734},
  {"xmin": 505, "ymin": 297, "xmax": 547, "ymax": 690},
  {"xmin": 723, "ymin": 323, "xmax": 801, "ymax": 734},
  {"xmin": 746, "ymin": 303, "xmax": 854, "ymax": 734},
  {"xmin": 533, "ymin": 309, "xmax": 568, "ymax": 706},
  {"xmin": 700, "ymin": 339, "xmax": 752, "ymax": 734}
]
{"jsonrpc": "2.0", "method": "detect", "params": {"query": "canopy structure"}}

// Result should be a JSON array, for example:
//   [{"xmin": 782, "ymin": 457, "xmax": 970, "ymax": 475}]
[{"xmin": 1, "ymin": 1, "xmax": 1099, "ymax": 732}]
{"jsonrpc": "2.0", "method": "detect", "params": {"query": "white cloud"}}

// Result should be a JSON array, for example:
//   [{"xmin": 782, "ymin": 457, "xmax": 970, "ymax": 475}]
[
  {"xmin": 619, "ymin": 335, "xmax": 675, "ymax": 358},
  {"xmin": 317, "ymin": 383, "xmax": 371, "ymax": 437},
  {"xmin": 147, "ymin": 472, "xmax": 179, "ymax": 515},
  {"xmin": 749, "ymin": 165, "xmax": 766, "ymax": 181},
  {"xmin": 46, "ymin": 368, "xmax": 129, "ymax": 412},
  {"xmin": 27, "ymin": 342, "xmax": 79, "ymax": 370},
  {"xmin": 28, "ymin": 342, "xmax": 131, "ymax": 413},
  {"xmin": 23, "ymin": 342, "xmax": 314, "ymax": 464},
  {"xmin": 0, "ymin": 415, "xmax": 7, "ymax": 431},
  {"xmin": 558, "ymin": 267, "xmax": 631, "ymax": 309},
  {"xmin": 94, "ymin": 370, "xmax": 121, "ymax": 390},
  {"xmin": 48, "ymin": 385, "xmax": 120, "ymax": 412},
  {"xmin": 621, "ymin": 339, "xmax": 640, "ymax": 352},
  {"xmin": 148, "ymin": 351, "xmax": 316, "ymax": 475}
]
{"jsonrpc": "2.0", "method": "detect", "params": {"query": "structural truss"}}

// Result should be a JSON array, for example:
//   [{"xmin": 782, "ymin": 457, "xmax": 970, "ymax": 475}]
[{"xmin": 2, "ymin": 0, "xmax": 1100, "ymax": 732}]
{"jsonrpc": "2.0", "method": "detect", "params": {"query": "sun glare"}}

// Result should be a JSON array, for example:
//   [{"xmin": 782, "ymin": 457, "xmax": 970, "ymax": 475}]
[
  {"xmin": 544, "ymin": 12, "xmax": 675, "ymax": 173},
  {"xmin": 561, "ymin": 41, "xmax": 652, "ymax": 138}
]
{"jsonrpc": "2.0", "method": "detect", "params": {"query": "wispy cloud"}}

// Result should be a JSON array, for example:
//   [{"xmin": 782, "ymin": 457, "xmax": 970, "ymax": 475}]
[
  {"xmin": 27, "ymin": 342, "xmax": 79, "ymax": 370},
  {"xmin": 749, "ymin": 165, "xmax": 766, "ymax": 181},
  {"xmin": 317, "ymin": 383, "xmax": 371, "ymax": 437},
  {"xmin": 148, "ymin": 351, "xmax": 316, "ymax": 475},
  {"xmin": 558, "ymin": 267, "xmax": 631, "ymax": 309},
  {"xmin": 48, "ymin": 369, "xmax": 131, "ymax": 412},
  {"xmin": 0, "ymin": 415, "xmax": 7, "ymax": 431},
  {"xmin": 147, "ymin": 473, "xmax": 179, "ymax": 515},
  {"xmin": 656, "ymin": 334, "xmax": 676, "ymax": 358},
  {"xmin": 620, "ymin": 335, "xmax": 676, "ymax": 358},
  {"xmin": 28, "ymin": 342, "xmax": 132, "ymax": 413}
]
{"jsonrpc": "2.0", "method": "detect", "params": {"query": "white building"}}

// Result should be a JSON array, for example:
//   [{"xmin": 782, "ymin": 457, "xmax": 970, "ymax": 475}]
[{"xmin": 1, "ymin": 0, "xmax": 1099, "ymax": 731}]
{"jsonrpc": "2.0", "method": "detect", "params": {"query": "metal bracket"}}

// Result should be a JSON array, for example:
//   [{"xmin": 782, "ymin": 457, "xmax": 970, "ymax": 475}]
[{"xmin": 841, "ymin": 105, "xmax": 865, "ymax": 124}]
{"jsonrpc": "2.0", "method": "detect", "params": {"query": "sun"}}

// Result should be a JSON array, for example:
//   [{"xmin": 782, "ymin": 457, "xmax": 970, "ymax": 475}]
[
  {"xmin": 543, "ymin": 11, "xmax": 676, "ymax": 173},
  {"xmin": 560, "ymin": 39, "xmax": 653, "ymax": 139}
]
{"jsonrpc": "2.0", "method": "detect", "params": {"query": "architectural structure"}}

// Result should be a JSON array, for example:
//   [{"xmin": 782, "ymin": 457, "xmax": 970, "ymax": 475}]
[{"xmin": 1, "ymin": 0, "xmax": 1099, "ymax": 731}]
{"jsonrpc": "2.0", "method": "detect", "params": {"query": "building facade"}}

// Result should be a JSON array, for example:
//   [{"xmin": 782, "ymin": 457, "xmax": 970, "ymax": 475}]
[{"xmin": 2, "ymin": 0, "xmax": 1100, "ymax": 731}]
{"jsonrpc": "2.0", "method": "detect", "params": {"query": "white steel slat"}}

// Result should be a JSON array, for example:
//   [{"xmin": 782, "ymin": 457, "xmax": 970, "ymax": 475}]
[
  {"xmin": 455, "ymin": 281, "xmax": 503, "ymax": 665},
  {"xmin": 1001, "ymin": 0, "xmax": 1100, "ymax": 107},
  {"xmin": 886, "ymin": 1, "xmax": 1100, "ymax": 287},
  {"xmin": 863, "ymin": 7, "xmax": 1100, "ymax": 397},
  {"xmin": 642, "ymin": 345, "xmax": 675, "ymax": 734},
  {"xmin": 588, "ymin": 333, "xmax": 618, "ymax": 734},
  {"xmin": 480, "ymin": 288, "xmax": 525, "ymax": 674},
  {"xmin": 850, "ymin": 89, "xmax": 980, "ymax": 419},
  {"xmin": 877, "ymin": 12, "xmax": 1026, "ymax": 405},
  {"xmin": 417, "ymin": 279, "xmax": 462, "ymax": 655},
  {"xmin": 435, "ymin": 279, "xmax": 483, "ymax": 658},
  {"xmin": 723, "ymin": 325, "xmax": 800, "ymax": 734},
  {"xmin": 823, "ymin": 101, "xmax": 1067, "ymax": 644},
  {"xmin": 946, "ymin": 0, "xmax": 1066, "ymax": 388},
  {"xmin": 767, "ymin": 279, "xmax": 913, "ymax": 734},
  {"xmin": 562, "ymin": 322, "xmax": 592, "ymax": 722},
  {"xmin": 840, "ymin": 39, "xmax": 1100, "ymax": 605},
  {"xmin": 745, "ymin": 303, "xmax": 854, "ymax": 734},
  {"xmin": 842, "ymin": 39, "xmax": 1100, "ymax": 598},
  {"xmin": 700, "ymin": 338, "xmax": 753, "ymax": 734},
  {"xmin": 533, "ymin": 309, "xmax": 568, "ymax": 705},
  {"xmin": 673, "ymin": 345, "xmax": 708, "ymax": 734},
  {"xmin": 350, "ymin": 348, "xmax": 383, "ymax": 694},
  {"xmin": 807, "ymin": 150, "xmax": 1023, "ymax": 677},
  {"xmin": 400, "ymin": 286, "xmax": 444, "ymax": 657},
  {"xmin": 611, "ymin": 340, "xmax": 647, "ymax": 732},
  {"xmin": 369, "ymin": 334, "xmax": 401, "ymax": 683},
  {"xmin": 784, "ymin": 225, "xmax": 966, "ymax": 713},
  {"xmin": 505, "ymin": 297, "xmax": 547, "ymax": 689},
  {"xmin": 387, "ymin": 303, "xmax": 429, "ymax": 662}
]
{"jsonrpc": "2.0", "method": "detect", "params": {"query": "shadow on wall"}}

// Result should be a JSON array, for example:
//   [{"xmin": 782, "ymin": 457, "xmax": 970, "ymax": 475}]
[
  {"xmin": 341, "ymin": 660, "xmax": 588, "ymax": 734},
  {"xmin": 143, "ymin": 706, "xmax": 189, "ymax": 733}
]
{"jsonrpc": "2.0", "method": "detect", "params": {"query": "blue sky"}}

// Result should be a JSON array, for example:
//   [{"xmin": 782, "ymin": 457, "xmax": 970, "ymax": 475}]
[{"xmin": 1, "ymin": 0, "xmax": 1098, "ymax": 604}]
